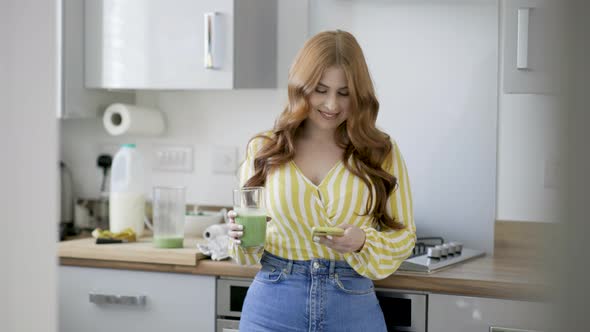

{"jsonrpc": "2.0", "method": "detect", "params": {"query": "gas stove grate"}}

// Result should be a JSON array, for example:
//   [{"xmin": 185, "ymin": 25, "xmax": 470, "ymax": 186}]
[{"xmin": 410, "ymin": 236, "xmax": 445, "ymax": 258}]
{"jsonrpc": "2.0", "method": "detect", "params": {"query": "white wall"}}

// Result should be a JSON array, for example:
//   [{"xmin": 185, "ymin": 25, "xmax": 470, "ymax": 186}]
[
  {"xmin": 61, "ymin": 0, "xmax": 500, "ymax": 252},
  {"xmin": 0, "ymin": 0, "xmax": 59, "ymax": 331}
]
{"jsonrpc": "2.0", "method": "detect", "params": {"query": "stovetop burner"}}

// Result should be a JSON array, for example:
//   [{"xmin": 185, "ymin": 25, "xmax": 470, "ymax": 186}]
[
  {"xmin": 410, "ymin": 236, "xmax": 445, "ymax": 258},
  {"xmin": 399, "ymin": 236, "xmax": 485, "ymax": 274}
]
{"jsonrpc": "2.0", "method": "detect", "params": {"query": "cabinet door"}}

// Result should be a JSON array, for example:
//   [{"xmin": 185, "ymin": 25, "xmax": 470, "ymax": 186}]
[
  {"xmin": 85, "ymin": 0, "xmax": 234, "ymax": 90},
  {"xmin": 428, "ymin": 294, "xmax": 552, "ymax": 332},
  {"xmin": 59, "ymin": 266, "xmax": 215, "ymax": 332},
  {"xmin": 502, "ymin": 0, "xmax": 566, "ymax": 94},
  {"xmin": 60, "ymin": 0, "xmax": 134, "ymax": 118}
]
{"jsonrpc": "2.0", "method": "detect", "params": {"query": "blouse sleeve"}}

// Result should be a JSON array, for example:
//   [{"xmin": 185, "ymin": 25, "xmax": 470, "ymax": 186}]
[
  {"xmin": 343, "ymin": 141, "xmax": 417, "ymax": 279},
  {"xmin": 228, "ymin": 135, "xmax": 267, "ymax": 265}
]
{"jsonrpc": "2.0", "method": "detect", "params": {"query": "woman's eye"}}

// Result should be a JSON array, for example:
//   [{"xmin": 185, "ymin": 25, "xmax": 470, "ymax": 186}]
[
  {"xmin": 338, "ymin": 91, "xmax": 349, "ymax": 96},
  {"xmin": 315, "ymin": 89, "xmax": 327, "ymax": 94}
]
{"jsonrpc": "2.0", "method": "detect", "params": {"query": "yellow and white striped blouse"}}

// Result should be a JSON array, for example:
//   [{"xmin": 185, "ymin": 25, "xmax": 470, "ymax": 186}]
[{"xmin": 229, "ymin": 133, "xmax": 416, "ymax": 280}]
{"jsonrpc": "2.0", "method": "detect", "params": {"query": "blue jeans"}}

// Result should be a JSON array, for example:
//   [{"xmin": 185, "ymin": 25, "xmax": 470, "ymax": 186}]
[{"xmin": 239, "ymin": 251, "xmax": 387, "ymax": 332}]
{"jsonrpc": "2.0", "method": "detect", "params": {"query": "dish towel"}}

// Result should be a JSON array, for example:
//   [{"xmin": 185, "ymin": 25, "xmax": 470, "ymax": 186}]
[{"xmin": 197, "ymin": 224, "xmax": 230, "ymax": 261}]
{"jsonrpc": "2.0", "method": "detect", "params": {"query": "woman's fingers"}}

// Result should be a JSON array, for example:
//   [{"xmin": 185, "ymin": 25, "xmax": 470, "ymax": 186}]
[
  {"xmin": 228, "ymin": 223, "xmax": 243, "ymax": 231},
  {"xmin": 316, "ymin": 236, "xmax": 332, "ymax": 246},
  {"xmin": 314, "ymin": 234, "xmax": 353, "ymax": 253},
  {"xmin": 228, "ymin": 222, "xmax": 243, "ymax": 241},
  {"xmin": 227, "ymin": 210, "xmax": 242, "ymax": 243},
  {"xmin": 228, "ymin": 230, "xmax": 244, "ymax": 239},
  {"xmin": 227, "ymin": 210, "xmax": 237, "ymax": 223}
]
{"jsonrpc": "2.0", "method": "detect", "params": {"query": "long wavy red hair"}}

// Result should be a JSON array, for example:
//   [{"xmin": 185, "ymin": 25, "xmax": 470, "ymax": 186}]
[{"xmin": 244, "ymin": 30, "xmax": 404, "ymax": 230}]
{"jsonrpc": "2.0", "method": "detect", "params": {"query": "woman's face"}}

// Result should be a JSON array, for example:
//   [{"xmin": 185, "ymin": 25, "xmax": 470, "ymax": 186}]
[{"xmin": 307, "ymin": 66, "xmax": 351, "ymax": 131}]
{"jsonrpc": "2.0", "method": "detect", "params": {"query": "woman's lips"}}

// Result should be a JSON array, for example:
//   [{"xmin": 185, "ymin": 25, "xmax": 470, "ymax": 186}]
[{"xmin": 318, "ymin": 110, "xmax": 340, "ymax": 120}]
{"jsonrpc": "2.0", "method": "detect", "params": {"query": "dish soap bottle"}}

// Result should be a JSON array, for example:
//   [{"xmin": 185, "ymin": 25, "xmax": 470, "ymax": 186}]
[{"xmin": 109, "ymin": 144, "xmax": 146, "ymax": 237}]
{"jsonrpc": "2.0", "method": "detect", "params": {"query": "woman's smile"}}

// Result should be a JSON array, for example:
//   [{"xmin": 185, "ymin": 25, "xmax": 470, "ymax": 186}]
[{"xmin": 318, "ymin": 110, "xmax": 341, "ymax": 120}]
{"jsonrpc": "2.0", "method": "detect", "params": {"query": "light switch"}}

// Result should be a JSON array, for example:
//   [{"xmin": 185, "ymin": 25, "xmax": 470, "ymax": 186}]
[
  {"xmin": 153, "ymin": 145, "xmax": 193, "ymax": 172},
  {"xmin": 212, "ymin": 146, "xmax": 238, "ymax": 174}
]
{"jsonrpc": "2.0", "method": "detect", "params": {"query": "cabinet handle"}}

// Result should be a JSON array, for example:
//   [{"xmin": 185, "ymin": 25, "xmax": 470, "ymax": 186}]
[
  {"xmin": 490, "ymin": 327, "xmax": 541, "ymax": 332},
  {"xmin": 516, "ymin": 7, "xmax": 530, "ymax": 70},
  {"xmin": 89, "ymin": 292, "xmax": 147, "ymax": 306},
  {"xmin": 204, "ymin": 12, "xmax": 220, "ymax": 69}
]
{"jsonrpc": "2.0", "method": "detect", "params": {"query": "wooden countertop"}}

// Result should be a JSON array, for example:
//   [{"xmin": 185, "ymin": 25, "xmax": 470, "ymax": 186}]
[
  {"xmin": 59, "ymin": 236, "xmax": 209, "ymax": 266},
  {"xmin": 58, "ymin": 236, "xmax": 548, "ymax": 301}
]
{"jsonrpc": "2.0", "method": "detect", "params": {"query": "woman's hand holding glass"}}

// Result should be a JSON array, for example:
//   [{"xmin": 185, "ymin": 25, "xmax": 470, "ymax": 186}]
[
  {"xmin": 227, "ymin": 210, "xmax": 272, "ymax": 246},
  {"xmin": 227, "ymin": 210, "xmax": 244, "ymax": 245}
]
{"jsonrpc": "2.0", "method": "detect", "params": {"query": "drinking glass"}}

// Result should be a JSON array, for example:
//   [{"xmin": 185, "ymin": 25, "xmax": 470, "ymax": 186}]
[
  {"xmin": 233, "ymin": 187, "xmax": 266, "ymax": 248},
  {"xmin": 152, "ymin": 186, "xmax": 185, "ymax": 248}
]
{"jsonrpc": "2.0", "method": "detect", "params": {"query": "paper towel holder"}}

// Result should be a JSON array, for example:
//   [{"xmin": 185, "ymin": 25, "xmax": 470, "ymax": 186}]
[{"xmin": 103, "ymin": 103, "xmax": 166, "ymax": 136}]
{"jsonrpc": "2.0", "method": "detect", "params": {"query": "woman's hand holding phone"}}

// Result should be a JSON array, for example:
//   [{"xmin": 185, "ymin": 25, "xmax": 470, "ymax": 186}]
[{"xmin": 313, "ymin": 224, "xmax": 366, "ymax": 254}]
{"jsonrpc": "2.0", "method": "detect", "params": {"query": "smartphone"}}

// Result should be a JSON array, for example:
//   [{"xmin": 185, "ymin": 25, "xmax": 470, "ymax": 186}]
[{"xmin": 311, "ymin": 226, "xmax": 344, "ymax": 237}]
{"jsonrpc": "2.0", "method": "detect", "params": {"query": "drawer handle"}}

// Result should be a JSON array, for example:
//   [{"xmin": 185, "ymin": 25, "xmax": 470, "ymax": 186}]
[
  {"xmin": 204, "ymin": 12, "xmax": 221, "ymax": 69},
  {"xmin": 516, "ymin": 7, "xmax": 530, "ymax": 70},
  {"xmin": 490, "ymin": 327, "xmax": 541, "ymax": 332},
  {"xmin": 89, "ymin": 292, "xmax": 147, "ymax": 306}
]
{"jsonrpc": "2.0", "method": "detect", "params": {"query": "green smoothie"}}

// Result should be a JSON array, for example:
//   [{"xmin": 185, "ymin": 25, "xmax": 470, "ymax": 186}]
[
  {"xmin": 236, "ymin": 211, "xmax": 267, "ymax": 248},
  {"xmin": 153, "ymin": 236, "xmax": 184, "ymax": 248}
]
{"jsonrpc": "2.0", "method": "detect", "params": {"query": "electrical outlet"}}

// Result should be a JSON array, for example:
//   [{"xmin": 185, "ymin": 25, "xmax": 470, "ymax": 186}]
[
  {"xmin": 153, "ymin": 145, "xmax": 193, "ymax": 172},
  {"xmin": 212, "ymin": 146, "xmax": 238, "ymax": 174}
]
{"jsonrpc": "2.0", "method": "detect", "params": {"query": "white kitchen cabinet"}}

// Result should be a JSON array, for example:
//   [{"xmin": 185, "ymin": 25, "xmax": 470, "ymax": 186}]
[
  {"xmin": 85, "ymin": 0, "xmax": 277, "ymax": 90},
  {"xmin": 501, "ymin": 0, "xmax": 566, "ymax": 94},
  {"xmin": 428, "ymin": 294, "xmax": 553, "ymax": 332},
  {"xmin": 59, "ymin": 266, "xmax": 215, "ymax": 332},
  {"xmin": 59, "ymin": 0, "xmax": 134, "ymax": 118}
]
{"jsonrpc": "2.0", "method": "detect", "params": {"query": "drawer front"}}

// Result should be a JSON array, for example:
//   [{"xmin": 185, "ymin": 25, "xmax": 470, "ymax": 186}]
[
  {"xmin": 59, "ymin": 266, "xmax": 215, "ymax": 332},
  {"xmin": 429, "ymin": 294, "xmax": 552, "ymax": 332}
]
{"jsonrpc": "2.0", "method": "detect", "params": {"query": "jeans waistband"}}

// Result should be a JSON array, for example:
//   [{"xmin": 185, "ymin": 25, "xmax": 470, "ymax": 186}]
[{"xmin": 260, "ymin": 251, "xmax": 361, "ymax": 277}]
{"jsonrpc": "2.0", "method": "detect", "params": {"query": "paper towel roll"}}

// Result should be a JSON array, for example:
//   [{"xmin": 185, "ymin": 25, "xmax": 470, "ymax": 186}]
[
  {"xmin": 203, "ymin": 224, "xmax": 229, "ymax": 239},
  {"xmin": 103, "ymin": 103, "xmax": 165, "ymax": 136}
]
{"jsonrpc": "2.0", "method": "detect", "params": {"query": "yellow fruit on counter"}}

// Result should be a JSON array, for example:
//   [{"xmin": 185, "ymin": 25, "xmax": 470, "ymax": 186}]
[{"xmin": 91, "ymin": 227, "xmax": 136, "ymax": 242}]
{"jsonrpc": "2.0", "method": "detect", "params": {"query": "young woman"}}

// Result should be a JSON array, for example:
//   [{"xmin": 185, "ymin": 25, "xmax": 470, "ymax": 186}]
[{"xmin": 228, "ymin": 30, "xmax": 416, "ymax": 332}]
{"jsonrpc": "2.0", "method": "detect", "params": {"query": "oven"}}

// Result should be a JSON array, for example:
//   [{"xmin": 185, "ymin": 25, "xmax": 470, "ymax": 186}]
[
  {"xmin": 216, "ymin": 277, "xmax": 252, "ymax": 332},
  {"xmin": 216, "ymin": 277, "xmax": 427, "ymax": 332},
  {"xmin": 376, "ymin": 288, "xmax": 428, "ymax": 332}
]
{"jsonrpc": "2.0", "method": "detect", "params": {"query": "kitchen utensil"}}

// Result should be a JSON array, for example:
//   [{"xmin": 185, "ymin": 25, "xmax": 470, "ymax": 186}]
[
  {"xmin": 97, "ymin": 154, "xmax": 112, "ymax": 194},
  {"xmin": 60, "ymin": 161, "xmax": 75, "ymax": 225},
  {"xmin": 96, "ymin": 153, "xmax": 111, "ymax": 231}
]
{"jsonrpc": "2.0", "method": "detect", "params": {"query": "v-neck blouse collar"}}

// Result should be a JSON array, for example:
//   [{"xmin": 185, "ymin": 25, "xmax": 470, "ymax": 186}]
[{"xmin": 289, "ymin": 160, "xmax": 343, "ymax": 189}]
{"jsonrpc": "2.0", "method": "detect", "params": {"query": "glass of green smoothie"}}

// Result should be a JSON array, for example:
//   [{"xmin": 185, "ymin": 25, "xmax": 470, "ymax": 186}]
[
  {"xmin": 233, "ymin": 187, "xmax": 266, "ymax": 248},
  {"xmin": 152, "ymin": 186, "xmax": 185, "ymax": 248}
]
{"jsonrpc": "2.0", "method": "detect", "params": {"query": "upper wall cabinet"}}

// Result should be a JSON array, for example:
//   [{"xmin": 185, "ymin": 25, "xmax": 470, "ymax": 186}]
[
  {"xmin": 60, "ymin": 0, "xmax": 134, "ymax": 119},
  {"xmin": 502, "ymin": 0, "xmax": 566, "ymax": 94},
  {"xmin": 85, "ymin": 0, "xmax": 278, "ymax": 90}
]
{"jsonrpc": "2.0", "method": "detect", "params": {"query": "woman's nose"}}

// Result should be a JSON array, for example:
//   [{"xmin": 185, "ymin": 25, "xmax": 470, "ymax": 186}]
[{"xmin": 324, "ymin": 93, "xmax": 337, "ymax": 111}]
